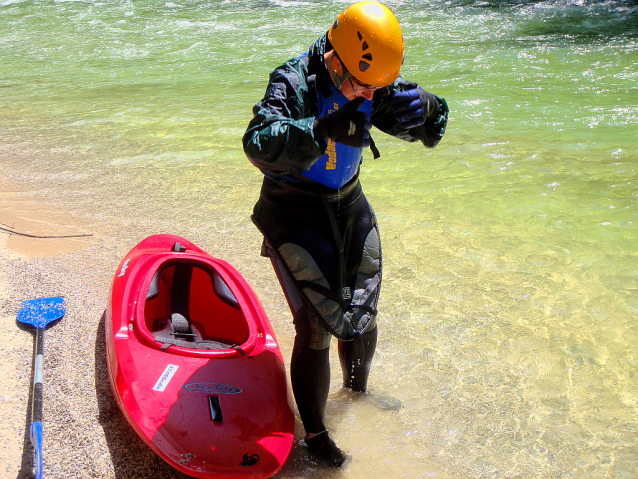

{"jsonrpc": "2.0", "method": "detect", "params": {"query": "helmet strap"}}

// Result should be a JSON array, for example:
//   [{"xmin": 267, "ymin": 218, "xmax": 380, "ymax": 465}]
[
  {"xmin": 332, "ymin": 69, "xmax": 352, "ymax": 90},
  {"xmin": 328, "ymin": 51, "xmax": 353, "ymax": 90}
]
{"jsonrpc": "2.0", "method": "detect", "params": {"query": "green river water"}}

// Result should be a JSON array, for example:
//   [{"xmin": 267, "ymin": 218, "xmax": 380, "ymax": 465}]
[{"xmin": 1, "ymin": 0, "xmax": 637, "ymax": 477}]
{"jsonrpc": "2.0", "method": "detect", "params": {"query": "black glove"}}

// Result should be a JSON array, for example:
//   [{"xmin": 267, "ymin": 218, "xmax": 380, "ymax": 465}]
[
  {"xmin": 392, "ymin": 87, "xmax": 439, "ymax": 129},
  {"xmin": 313, "ymin": 97, "xmax": 371, "ymax": 148}
]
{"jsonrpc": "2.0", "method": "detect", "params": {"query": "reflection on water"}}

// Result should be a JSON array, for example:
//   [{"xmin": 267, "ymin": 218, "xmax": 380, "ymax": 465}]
[{"xmin": 1, "ymin": 0, "xmax": 637, "ymax": 477}]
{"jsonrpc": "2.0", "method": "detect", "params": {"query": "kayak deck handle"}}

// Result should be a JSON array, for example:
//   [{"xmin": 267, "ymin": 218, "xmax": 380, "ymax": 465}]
[{"xmin": 208, "ymin": 396, "xmax": 223, "ymax": 422}]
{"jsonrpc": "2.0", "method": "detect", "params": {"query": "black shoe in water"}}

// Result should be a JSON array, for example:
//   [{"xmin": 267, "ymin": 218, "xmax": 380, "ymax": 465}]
[{"xmin": 305, "ymin": 431, "xmax": 349, "ymax": 468}]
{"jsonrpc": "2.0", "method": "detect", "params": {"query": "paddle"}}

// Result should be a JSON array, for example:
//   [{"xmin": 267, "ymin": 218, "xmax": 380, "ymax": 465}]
[{"xmin": 17, "ymin": 297, "xmax": 66, "ymax": 479}]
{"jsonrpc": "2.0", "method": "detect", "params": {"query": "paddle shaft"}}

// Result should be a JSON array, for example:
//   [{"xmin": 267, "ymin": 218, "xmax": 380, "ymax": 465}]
[{"xmin": 30, "ymin": 326, "xmax": 45, "ymax": 479}]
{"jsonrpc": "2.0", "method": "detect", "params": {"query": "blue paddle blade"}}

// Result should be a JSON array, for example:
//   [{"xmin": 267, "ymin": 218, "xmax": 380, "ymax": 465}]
[{"xmin": 17, "ymin": 297, "xmax": 66, "ymax": 329}]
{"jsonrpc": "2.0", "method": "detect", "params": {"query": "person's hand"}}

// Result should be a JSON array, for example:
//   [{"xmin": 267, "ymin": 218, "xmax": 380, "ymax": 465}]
[
  {"xmin": 392, "ymin": 87, "xmax": 439, "ymax": 129},
  {"xmin": 313, "ymin": 97, "xmax": 371, "ymax": 148}
]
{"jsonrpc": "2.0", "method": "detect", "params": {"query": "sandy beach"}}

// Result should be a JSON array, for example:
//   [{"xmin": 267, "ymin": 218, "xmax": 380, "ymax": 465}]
[
  {"xmin": 0, "ymin": 183, "xmax": 172, "ymax": 479},
  {"xmin": 0, "ymin": 175, "xmax": 352, "ymax": 479},
  {"xmin": 0, "ymin": 180, "xmax": 94, "ymax": 476},
  {"xmin": 0, "ymin": 180, "xmax": 291, "ymax": 479}
]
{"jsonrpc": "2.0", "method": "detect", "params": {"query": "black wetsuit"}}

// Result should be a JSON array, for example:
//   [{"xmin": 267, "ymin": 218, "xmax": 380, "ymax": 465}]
[{"xmin": 243, "ymin": 32, "xmax": 448, "ymax": 436}]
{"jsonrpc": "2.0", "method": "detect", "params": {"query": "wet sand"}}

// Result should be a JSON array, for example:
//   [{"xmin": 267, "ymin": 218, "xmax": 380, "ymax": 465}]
[{"xmin": 0, "ymin": 186, "xmax": 91, "ymax": 478}]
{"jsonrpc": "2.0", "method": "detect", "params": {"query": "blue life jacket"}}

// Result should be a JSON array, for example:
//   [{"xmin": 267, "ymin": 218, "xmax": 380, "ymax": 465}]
[{"xmin": 301, "ymin": 81, "xmax": 372, "ymax": 189}]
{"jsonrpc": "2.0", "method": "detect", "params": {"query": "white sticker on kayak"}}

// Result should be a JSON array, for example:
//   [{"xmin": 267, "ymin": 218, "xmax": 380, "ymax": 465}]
[{"xmin": 153, "ymin": 364, "xmax": 179, "ymax": 392}]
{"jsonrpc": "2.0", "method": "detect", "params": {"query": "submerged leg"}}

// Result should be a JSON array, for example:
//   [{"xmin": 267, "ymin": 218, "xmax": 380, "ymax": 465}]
[
  {"xmin": 290, "ymin": 317, "xmax": 348, "ymax": 468},
  {"xmin": 271, "ymin": 256, "xmax": 348, "ymax": 467},
  {"xmin": 290, "ymin": 317, "xmax": 331, "ymax": 434},
  {"xmin": 338, "ymin": 326, "xmax": 378, "ymax": 392}
]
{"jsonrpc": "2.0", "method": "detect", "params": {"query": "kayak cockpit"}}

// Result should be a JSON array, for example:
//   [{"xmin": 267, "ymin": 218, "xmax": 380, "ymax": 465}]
[
  {"xmin": 106, "ymin": 235, "xmax": 294, "ymax": 478},
  {"xmin": 139, "ymin": 260, "xmax": 250, "ymax": 353}
]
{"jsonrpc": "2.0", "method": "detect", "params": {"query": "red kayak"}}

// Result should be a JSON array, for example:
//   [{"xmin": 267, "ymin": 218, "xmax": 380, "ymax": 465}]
[{"xmin": 105, "ymin": 234, "xmax": 294, "ymax": 478}]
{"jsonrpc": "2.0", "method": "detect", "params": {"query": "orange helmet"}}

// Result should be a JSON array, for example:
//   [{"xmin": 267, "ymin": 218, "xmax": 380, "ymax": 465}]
[{"xmin": 328, "ymin": 1, "xmax": 405, "ymax": 87}]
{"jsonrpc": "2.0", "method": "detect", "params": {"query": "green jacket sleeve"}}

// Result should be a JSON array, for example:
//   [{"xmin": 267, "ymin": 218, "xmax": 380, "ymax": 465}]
[{"xmin": 242, "ymin": 58, "xmax": 326, "ymax": 177}]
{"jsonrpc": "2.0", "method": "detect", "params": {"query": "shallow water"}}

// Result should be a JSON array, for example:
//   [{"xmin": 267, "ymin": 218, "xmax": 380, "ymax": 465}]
[{"xmin": 1, "ymin": 0, "xmax": 637, "ymax": 477}]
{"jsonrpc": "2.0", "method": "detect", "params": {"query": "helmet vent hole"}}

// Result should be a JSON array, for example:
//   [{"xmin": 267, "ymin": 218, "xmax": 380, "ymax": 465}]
[
  {"xmin": 359, "ymin": 61, "xmax": 371, "ymax": 72},
  {"xmin": 362, "ymin": 41, "xmax": 369, "ymax": 51},
  {"xmin": 362, "ymin": 53, "xmax": 372, "ymax": 61},
  {"xmin": 357, "ymin": 31, "xmax": 363, "ymax": 41}
]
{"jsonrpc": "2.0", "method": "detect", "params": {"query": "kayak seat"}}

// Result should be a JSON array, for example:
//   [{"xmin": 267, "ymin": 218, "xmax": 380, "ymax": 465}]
[
  {"xmin": 169, "ymin": 313, "xmax": 195, "ymax": 339},
  {"xmin": 152, "ymin": 313, "xmax": 199, "ymax": 343},
  {"xmin": 153, "ymin": 313, "xmax": 236, "ymax": 350},
  {"xmin": 144, "ymin": 262, "xmax": 249, "ymax": 349}
]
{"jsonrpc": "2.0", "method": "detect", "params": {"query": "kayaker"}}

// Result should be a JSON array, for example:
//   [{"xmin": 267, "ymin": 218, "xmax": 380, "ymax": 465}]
[{"xmin": 243, "ymin": 1, "xmax": 448, "ymax": 467}]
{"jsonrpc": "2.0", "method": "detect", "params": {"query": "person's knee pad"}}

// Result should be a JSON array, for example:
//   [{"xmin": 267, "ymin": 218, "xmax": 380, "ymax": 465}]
[
  {"xmin": 270, "ymin": 257, "xmax": 305, "ymax": 314},
  {"xmin": 275, "ymin": 236, "xmax": 381, "ymax": 340},
  {"xmin": 279, "ymin": 243, "xmax": 345, "ymax": 335}
]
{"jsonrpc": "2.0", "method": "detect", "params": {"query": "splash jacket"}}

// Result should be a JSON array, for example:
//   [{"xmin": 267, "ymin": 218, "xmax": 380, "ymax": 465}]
[{"xmin": 243, "ymin": 33, "xmax": 448, "ymax": 341}]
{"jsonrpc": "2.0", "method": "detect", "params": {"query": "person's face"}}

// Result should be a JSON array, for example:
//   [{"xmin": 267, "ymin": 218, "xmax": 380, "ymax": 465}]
[
  {"xmin": 330, "ymin": 54, "xmax": 384, "ymax": 101},
  {"xmin": 339, "ymin": 75, "xmax": 382, "ymax": 101}
]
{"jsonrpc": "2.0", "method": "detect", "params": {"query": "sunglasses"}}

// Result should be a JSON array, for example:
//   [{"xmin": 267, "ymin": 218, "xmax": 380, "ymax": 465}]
[
  {"xmin": 349, "ymin": 76, "xmax": 383, "ymax": 92},
  {"xmin": 333, "ymin": 53, "xmax": 384, "ymax": 92}
]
